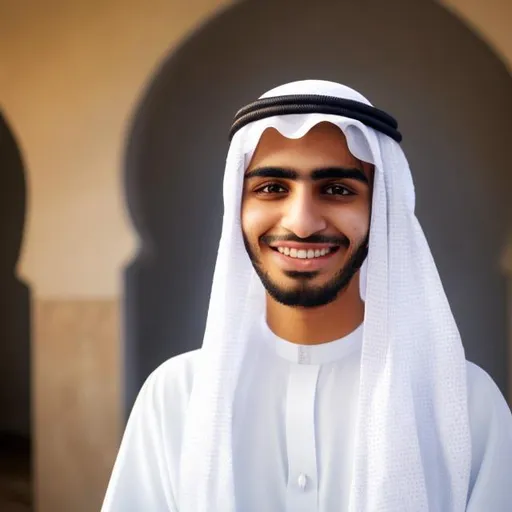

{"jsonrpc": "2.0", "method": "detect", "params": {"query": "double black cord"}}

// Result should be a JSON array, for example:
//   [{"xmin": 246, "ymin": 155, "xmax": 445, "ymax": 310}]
[{"xmin": 229, "ymin": 94, "xmax": 402, "ymax": 143}]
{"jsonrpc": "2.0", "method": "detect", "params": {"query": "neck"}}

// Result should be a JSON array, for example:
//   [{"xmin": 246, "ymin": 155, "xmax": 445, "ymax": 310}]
[{"xmin": 266, "ymin": 274, "xmax": 364, "ymax": 345}]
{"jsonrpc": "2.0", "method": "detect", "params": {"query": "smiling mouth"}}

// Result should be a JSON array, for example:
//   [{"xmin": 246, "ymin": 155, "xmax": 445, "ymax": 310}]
[{"xmin": 270, "ymin": 246, "xmax": 340, "ymax": 260}]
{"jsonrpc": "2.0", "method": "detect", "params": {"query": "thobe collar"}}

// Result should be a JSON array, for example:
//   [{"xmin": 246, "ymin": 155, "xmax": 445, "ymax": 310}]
[{"xmin": 261, "ymin": 319, "xmax": 363, "ymax": 365}]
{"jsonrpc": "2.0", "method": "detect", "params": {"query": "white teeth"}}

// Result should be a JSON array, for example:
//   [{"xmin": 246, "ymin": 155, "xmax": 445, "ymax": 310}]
[{"xmin": 276, "ymin": 247, "xmax": 333, "ymax": 259}]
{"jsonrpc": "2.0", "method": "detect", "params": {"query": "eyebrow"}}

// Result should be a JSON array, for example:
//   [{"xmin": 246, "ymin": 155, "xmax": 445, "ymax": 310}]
[{"xmin": 244, "ymin": 166, "xmax": 368, "ymax": 184}]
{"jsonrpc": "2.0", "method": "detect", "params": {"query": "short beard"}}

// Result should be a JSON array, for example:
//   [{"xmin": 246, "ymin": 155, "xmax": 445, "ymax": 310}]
[{"xmin": 243, "ymin": 233, "xmax": 368, "ymax": 309}]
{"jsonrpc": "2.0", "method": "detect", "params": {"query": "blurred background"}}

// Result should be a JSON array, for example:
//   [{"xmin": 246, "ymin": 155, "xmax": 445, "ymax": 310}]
[{"xmin": 0, "ymin": 0, "xmax": 511, "ymax": 510}]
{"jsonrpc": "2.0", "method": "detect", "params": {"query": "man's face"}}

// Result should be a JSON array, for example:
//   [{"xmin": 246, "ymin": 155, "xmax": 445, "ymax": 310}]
[{"xmin": 241, "ymin": 122, "xmax": 373, "ymax": 308}]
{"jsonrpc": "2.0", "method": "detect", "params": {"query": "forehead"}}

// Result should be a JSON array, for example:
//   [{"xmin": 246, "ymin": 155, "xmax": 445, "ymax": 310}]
[{"xmin": 246, "ymin": 122, "xmax": 361, "ymax": 172}]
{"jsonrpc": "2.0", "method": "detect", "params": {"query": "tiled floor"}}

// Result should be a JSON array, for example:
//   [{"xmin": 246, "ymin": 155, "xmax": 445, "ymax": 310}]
[{"xmin": 0, "ymin": 434, "xmax": 32, "ymax": 511}]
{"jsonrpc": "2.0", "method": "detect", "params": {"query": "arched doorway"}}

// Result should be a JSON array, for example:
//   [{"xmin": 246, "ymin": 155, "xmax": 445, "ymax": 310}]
[
  {"xmin": 123, "ymin": 0, "xmax": 512, "ymax": 414},
  {"xmin": 0, "ymin": 112, "xmax": 32, "ymax": 510}
]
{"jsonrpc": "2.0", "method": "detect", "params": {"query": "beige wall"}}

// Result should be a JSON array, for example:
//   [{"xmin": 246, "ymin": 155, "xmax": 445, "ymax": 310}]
[
  {"xmin": 0, "ymin": 0, "xmax": 510, "ymax": 511},
  {"xmin": 1, "ymin": 0, "xmax": 232, "ymax": 298},
  {"xmin": 1, "ymin": 1, "xmax": 232, "ymax": 510},
  {"xmin": 442, "ymin": 0, "xmax": 512, "ymax": 74},
  {"xmin": 34, "ymin": 299, "xmax": 120, "ymax": 511},
  {"xmin": 0, "ymin": 0, "xmax": 510, "ymax": 298}
]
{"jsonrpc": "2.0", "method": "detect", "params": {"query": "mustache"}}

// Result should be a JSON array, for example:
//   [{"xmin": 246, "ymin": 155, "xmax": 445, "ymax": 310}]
[{"xmin": 260, "ymin": 233, "xmax": 350, "ymax": 248}]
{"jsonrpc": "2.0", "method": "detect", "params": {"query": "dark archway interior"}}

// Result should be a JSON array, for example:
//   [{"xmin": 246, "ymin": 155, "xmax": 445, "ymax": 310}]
[
  {"xmin": 123, "ymin": 0, "xmax": 512, "ymax": 415},
  {"xmin": 0, "ymin": 111, "xmax": 32, "ymax": 509}
]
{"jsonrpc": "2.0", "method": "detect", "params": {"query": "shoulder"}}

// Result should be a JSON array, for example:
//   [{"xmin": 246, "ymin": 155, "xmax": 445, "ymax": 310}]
[
  {"xmin": 149, "ymin": 349, "xmax": 202, "ymax": 389},
  {"xmin": 465, "ymin": 362, "xmax": 512, "ymax": 506},
  {"xmin": 465, "ymin": 360, "xmax": 511, "ymax": 434},
  {"xmin": 104, "ymin": 351, "xmax": 202, "ymax": 511},
  {"xmin": 133, "ymin": 349, "xmax": 202, "ymax": 417},
  {"xmin": 465, "ymin": 362, "xmax": 512, "ymax": 466},
  {"xmin": 465, "ymin": 361, "xmax": 509, "ymax": 417}
]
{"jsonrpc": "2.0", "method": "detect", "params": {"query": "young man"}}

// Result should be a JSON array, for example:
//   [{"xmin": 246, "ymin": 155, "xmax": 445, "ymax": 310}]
[{"xmin": 102, "ymin": 81, "xmax": 512, "ymax": 511}]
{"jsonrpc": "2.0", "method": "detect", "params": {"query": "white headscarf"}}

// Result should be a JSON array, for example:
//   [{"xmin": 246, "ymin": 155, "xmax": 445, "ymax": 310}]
[{"xmin": 179, "ymin": 80, "xmax": 471, "ymax": 511}]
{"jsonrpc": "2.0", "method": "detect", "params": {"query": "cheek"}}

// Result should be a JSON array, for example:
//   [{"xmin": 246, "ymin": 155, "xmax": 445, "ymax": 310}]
[
  {"xmin": 241, "ymin": 199, "xmax": 279, "ymax": 239},
  {"xmin": 330, "ymin": 202, "xmax": 370, "ymax": 240}
]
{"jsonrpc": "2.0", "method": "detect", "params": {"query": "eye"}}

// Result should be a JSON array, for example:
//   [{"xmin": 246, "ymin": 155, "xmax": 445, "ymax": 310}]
[
  {"xmin": 257, "ymin": 183, "xmax": 287, "ymax": 195},
  {"xmin": 324, "ymin": 184, "xmax": 354, "ymax": 196}
]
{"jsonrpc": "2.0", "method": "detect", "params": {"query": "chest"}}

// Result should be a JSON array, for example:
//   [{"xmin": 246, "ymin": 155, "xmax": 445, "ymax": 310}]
[{"xmin": 232, "ymin": 357, "xmax": 360, "ymax": 512}]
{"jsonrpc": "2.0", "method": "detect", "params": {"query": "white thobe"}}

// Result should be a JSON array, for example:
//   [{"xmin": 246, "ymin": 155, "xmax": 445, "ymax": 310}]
[{"xmin": 102, "ymin": 321, "xmax": 512, "ymax": 511}]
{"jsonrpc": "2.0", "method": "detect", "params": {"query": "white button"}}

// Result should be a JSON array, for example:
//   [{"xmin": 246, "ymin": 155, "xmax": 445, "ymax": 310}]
[
  {"xmin": 298, "ymin": 346, "xmax": 311, "ymax": 364},
  {"xmin": 298, "ymin": 473, "xmax": 308, "ymax": 490}
]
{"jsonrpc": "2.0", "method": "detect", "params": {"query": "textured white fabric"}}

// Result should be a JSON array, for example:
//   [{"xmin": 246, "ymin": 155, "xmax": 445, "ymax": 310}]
[
  {"xmin": 177, "ymin": 80, "xmax": 472, "ymax": 511},
  {"xmin": 101, "ymin": 319, "xmax": 512, "ymax": 511}
]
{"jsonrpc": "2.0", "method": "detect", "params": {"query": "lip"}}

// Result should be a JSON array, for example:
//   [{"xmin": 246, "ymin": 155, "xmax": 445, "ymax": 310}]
[{"xmin": 268, "ymin": 246, "xmax": 340, "ymax": 272}]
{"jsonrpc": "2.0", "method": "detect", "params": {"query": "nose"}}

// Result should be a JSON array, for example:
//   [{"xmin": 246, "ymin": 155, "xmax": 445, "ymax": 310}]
[{"xmin": 280, "ymin": 189, "xmax": 327, "ymax": 238}]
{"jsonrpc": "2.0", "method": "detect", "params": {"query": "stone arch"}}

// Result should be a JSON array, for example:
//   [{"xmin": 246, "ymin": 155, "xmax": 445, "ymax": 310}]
[
  {"xmin": 123, "ymin": 0, "xmax": 512, "ymax": 413},
  {"xmin": 0, "ymin": 110, "xmax": 32, "ymax": 505}
]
